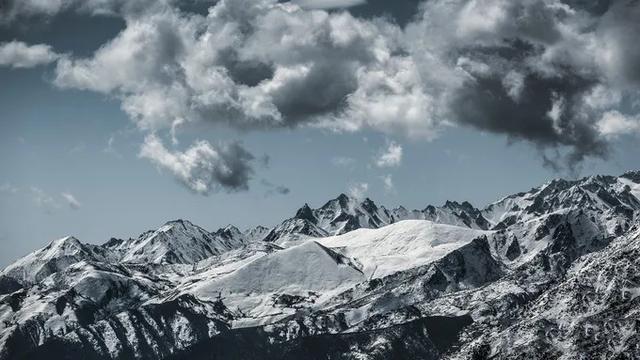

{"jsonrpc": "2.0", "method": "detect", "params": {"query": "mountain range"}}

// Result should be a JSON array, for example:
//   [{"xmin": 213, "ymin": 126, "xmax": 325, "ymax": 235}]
[{"xmin": 1, "ymin": 171, "xmax": 639, "ymax": 359}]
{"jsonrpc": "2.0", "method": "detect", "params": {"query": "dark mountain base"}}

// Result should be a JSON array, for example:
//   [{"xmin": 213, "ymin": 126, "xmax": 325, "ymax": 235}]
[{"xmin": 20, "ymin": 315, "xmax": 472, "ymax": 360}]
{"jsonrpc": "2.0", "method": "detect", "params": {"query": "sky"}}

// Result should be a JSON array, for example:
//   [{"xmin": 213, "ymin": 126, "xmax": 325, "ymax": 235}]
[{"xmin": 1, "ymin": 0, "xmax": 639, "ymax": 266}]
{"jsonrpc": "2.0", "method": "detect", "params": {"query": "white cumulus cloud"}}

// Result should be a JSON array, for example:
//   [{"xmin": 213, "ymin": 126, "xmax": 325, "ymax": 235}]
[
  {"xmin": 0, "ymin": 41, "xmax": 60, "ymax": 68},
  {"xmin": 596, "ymin": 111, "xmax": 640, "ymax": 138}
]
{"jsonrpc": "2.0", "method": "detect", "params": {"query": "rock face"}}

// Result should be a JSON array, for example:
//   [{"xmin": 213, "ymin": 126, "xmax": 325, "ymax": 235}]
[{"xmin": 1, "ymin": 171, "xmax": 639, "ymax": 359}]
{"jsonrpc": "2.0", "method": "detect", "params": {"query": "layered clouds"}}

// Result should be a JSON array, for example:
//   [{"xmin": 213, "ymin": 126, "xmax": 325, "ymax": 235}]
[{"xmin": 2, "ymin": 0, "xmax": 640, "ymax": 192}]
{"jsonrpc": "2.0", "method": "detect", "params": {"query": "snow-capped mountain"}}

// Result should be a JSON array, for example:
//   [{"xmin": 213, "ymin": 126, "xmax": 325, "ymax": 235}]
[
  {"xmin": 263, "ymin": 193, "xmax": 491, "ymax": 245},
  {"xmin": 1, "ymin": 171, "xmax": 639, "ymax": 359},
  {"xmin": 100, "ymin": 219, "xmax": 257, "ymax": 265}
]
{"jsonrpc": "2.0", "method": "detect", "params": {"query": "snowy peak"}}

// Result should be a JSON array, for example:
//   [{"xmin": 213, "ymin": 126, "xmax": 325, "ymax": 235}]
[
  {"xmin": 214, "ymin": 224, "xmax": 243, "ymax": 240},
  {"xmin": 483, "ymin": 174, "xmax": 640, "ymax": 228},
  {"xmin": 388, "ymin": 200, "xmax": 489, "ymax": 230},
  {"xmin": 243, "ymin": 225, "xmax": 270, "ymax": 242},
  {"xmin": 213, "ymin": 224, "xmax": 270, "ymax": 244},
  {"xmin": 292, "ymin": 193, "xmax": 392, "ymax": 235},
  {"xmin": 263, "ymin": 218, "xmax": 328, "ymax": 245},
  {"xmin": 0, "ymin": 236, "xmax": 106, "ymax": 284},
  {"xmin": 294, "ymin": 203, "xmax": 316, "ymax": 223},
  {"xmin": 118, "ymin": 219, "xmax": 247, "ymax": 264},
  {"xmin": 267, "ymin": 193, "xmax": 493, "ymax": 244}
]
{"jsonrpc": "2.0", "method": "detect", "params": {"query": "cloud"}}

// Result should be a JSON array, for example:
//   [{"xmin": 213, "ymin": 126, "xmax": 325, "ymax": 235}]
[
  {"xmin": 0, "ymin": 41, "xmax": 60, "ymax": 68},
  {"xmin": 331, "ymin": 156, "xmax": 356, "ymax": 167},
  {"xmin": 0, "ymin": 183, "xmax": 19, "ymax": 194},
  {"xmin": 348, "ymin": 182, "xmax": 368, "ymax": 199},
  {"xmin": 30, "ymin": 187, "xmax": 60, "ymax": 214},
  {"xmin": 6, "ymin": 0, "xmax": 640, "ymax": 175},
  {"xmin": 401, "ymin": 0, "xmax": 640, "ymax": 168},
  {"xmin": 375, "ymin": 141, "xmax": 402, "ymax": 167},
  {"xmin": 0, "ymin": 0, "xmax": 172, "ymax": 23},
  {"xmin": 61, "ymin": 192, "xmax": 81, "ymax": 209},
  {"xmin": 258, "ymin": 154, "xmax": 271, "ymax": 169},
  {"xmin": 260, "ymin": 179, "xmax": 291, "ymax": 197},
  {"xmin": 596, "ymin": 111, "xmax": 640, "ymax": 138},
  {"xmin": 139, "ymin": 134, "xmax": 254, "ymax": 194},
  {"xmin": 292, "ymin": 0, "xmax": 366, "ymax": 10},
  {"xmin": 49, "ymin": 0, "xmax": 439, "ymax": 139},
  {"xmin": 381, "ymin": 174, "xmax": 394, "ymax": 192}
]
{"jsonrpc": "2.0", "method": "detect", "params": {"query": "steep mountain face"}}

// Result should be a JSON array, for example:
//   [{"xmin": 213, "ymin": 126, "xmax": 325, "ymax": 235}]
[
  {"xmin": 451, "ymin": 225, "xmax": 640, "ymax": 359},
  {"xmin": 0, "ymin": 237, "xmax": 110, "ymax": 285},
  {"xmin": 103, "ymin": 220, "xmax": 255, "ymax": 265},
  {"xmin": 1, "ymin": 171, "xmax": 639, "ymax": 359},
  {"xmin": 482, "ymin": 174, "xmax": 639, "ymax": 231}
]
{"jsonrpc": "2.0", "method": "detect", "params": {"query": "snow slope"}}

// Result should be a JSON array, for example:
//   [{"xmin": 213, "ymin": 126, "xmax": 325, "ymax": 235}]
[{"xmin": 318, "ymin": 220, "xmax": 492, "ymax": 279}]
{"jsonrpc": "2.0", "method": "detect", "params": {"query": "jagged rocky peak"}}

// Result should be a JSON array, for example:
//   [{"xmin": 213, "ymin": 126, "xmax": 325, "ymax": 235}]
[
  {"xmin": 161, "ymin": 218, "xmax": 206, "ymax": 232},
  {"xmin": 214, "ymin": 224, "xmax": 242, "ymax": 239},
  {"xmin": 387, "ymin": 200, "xmax": 489, "ymax": 230},
  {"xmin": 294, "ymin": 203, "xmax": 316, "ymax": 223},
  {"xmin": 360, "ymin": 197, "xmax": 380, "ymax": 213},
  {"xmin": 621, "ymin": 169, "xmax": 640, "ymax": 183},
  {"xmin": 483, "ymin": 173, "xmax": 640, "ymax": 229},
  {"xmin": 333, "ymin": 193, "xmax": 351, "ymax": 207}
]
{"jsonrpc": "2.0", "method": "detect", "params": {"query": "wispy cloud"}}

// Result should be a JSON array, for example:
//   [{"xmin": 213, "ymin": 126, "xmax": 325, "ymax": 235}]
[
  {"xmin": 331, "ymin": 156, "xmax": 356, "ymax": 168},
  {"xmin": 6, "ymin": 186, "xmax": 84, "ymax": 214},
  {"xmin": 261, "ymin": 179, "xmax": 291, "ymax": 197},
  {"xmin": 30, "ymin": 187, "xmax": 60, "ymax": 214},
  {"xmin": 61, "ymin": 192, "xmax": 81, "ymax": 209},
  {"xmin": 348, "ymin": 182, "xmax": 369, "ymax": 200},
  {"xmin": 375, "ymin": 141, "xmax": 403, "ymax": 168},
  {"xmin": 381, "ymin": 174, "xmax": 395, "ymax": 193},
  {"xmin": 0, "ymin": 182, "xmax": 19, "ymax": 194}
]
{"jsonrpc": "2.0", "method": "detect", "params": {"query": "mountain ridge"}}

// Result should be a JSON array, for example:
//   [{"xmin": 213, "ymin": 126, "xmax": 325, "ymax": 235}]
[{"xmin": 1, "ymin": 170, "xmax": 639, "ymax": 359}]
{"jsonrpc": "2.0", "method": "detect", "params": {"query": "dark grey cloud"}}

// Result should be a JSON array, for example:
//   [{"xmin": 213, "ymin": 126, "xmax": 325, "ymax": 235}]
[
  {"xmin": 0, "ymin": 0, "xmax": 171, "ymax": 23},
  {"xmin": 139, "ymin": 135, "xmax": 254, "ymax": 194},
  {"xmin": 449, "ymin": 68, "xmax": 608, "ymax": 167},
  {"xmin": 404, "ymin": 0, "xmax": 640, "ymax": 169},
  {"xmin": 347, "ymin": 0, "xmax": 422, "ymax": 27}
]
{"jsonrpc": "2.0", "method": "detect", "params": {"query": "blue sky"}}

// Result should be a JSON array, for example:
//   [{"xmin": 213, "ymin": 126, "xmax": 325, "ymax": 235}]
[{"xmin": 1, "ymin": 0, "xmax": 639, "ymax": 266}]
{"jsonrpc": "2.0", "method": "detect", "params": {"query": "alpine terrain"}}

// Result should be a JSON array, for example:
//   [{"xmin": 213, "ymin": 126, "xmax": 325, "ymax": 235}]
[{"xmin": 1, "ymin": 171, "xmax": 640, "ymax": 359}]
